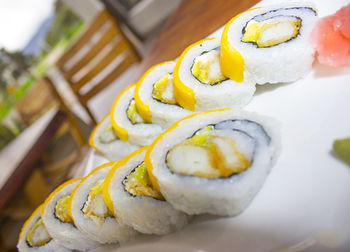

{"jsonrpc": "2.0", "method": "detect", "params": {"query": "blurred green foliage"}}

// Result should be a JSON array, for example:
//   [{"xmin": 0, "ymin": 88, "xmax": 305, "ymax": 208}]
[
  {"xmin": 45, "ymin": 0, "xmax": 84, "ymax": 49},
  {"xmin": 0, "ymin": 0, "xmax": 84, "ymax": 150},
  {"xmin": 0, "ymin": 0, "xmax": 85, "ymax": 117}
]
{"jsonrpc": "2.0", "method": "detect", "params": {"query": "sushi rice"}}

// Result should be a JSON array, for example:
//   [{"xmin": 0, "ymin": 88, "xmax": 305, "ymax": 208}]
[
  {"xmin": 134, "ymin": 61, "xmax": 192, "ymax": 128},
  {"xmin": 110, "ymin": 84, "xmax": 163, "ymax": 146},
  {"xmin": 17, "ymin": 205, "xmax": 69, "ymax": 252},
  {"xmin": 41, "ymin": 179, "xmax": 100, "ymax": 251},
  {"xmin": 89, "ymin": 114, "xmax": 140, "ymax": 161},
  {"xmin": 145, "ymin": 109, "xmax": 280, "ymax": 216},
  {"xmin": 103, "ymin": 147, "xmax": 190, "ymax": 235},
  {"xmin": 69, "ymin": 162, "xmax": 138, "ymax": 244}
]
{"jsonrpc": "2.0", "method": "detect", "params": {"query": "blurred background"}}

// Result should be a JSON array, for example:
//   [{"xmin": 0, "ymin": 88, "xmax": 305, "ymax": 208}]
[
  {"xmin": 0, "ymin": 0, "xmax": 181, "ymax": 152},
  {"xmin": 0, "ymin": 0, "xmax": 181, "ymax": 250}
]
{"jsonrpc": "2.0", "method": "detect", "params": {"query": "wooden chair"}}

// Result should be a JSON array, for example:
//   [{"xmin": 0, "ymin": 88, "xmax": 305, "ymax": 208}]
[
  {"xmin": 53, "ymin": 9, "xmax": 141, "ymax": 126},
  {"xmin": 44, "ymin": 76, "xmax": 88, "ymax": 147},
  {"xmin": 0, "ymin": 108, "xmax": 89, "ymax": 251}
]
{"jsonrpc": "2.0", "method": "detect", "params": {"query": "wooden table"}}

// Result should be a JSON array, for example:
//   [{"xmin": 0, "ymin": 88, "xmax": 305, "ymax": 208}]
[
  {"xmin": 0, "ymin": 109, "xmax": 66, "ymax": 214},
  {"xmin": 135, "ymin": 0, "xmax": 259, "ymax": 78}
]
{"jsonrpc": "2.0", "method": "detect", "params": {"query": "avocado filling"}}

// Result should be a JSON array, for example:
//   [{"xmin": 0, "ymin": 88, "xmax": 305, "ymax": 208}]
[
  {"xmin": 166, "ymin": 126, "xmax": 252, "ymax": 178},
  {"xmin": 127, "ymin": 99, "xmax": 145, "ymax": 124},
  {"xmin": 82, "ymin": 180, "xmax": 113, "ymax": 227},
  {"xmin": 152, "ymin": 73, "xmax": 177, "ymax": 105},
  {"xmin": 99, "ymin": 124, "xmax": 117, "ymax": 144},
  {"xmin": 123, "ymin": 162, "xmax": 164, "ymax": 200},
  {"xmin": 26, "ymin": 218, "xmax": 52, "ymax": 247},
  {"xmin": 55, "ymin": 196, "xmax": 74, "ymax": 224},
  {"xmin": 242, "ymin": 16, "xmax": 301, "ymax": 47},
  {"xmin": 191, "ymin": 50, "xmax": 226, "ymax": 85}
]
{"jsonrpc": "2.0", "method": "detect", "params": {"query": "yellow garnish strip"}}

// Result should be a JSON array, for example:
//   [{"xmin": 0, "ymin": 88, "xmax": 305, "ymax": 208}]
[
  {"xmin": 103, "ymin": 147, "xmax": 149, "ymax": 215},
  {"xmin": 111, "ymin": 84, "xmax": 138, "ymax": 141},
  {"xmin": 135, "ymin": 61, "xmax": 176, "ymax": 122},
  {"xmin": 89, "ymin": 114, "xmax": 110, "ymax": 151},
  {"xmin": 145, "ymin": 108, "xmax": 231, "ymax": 193},
  {"xmin": 69, "ymin": 161, "xmax": 117, "ymax": 219},
  {"xmin": 173, "ymin": 38, "xmax": 215, "ymax": 111},
  {"xmin": 41, "ymin": 178, "xmax": 82, "ymax": 219},
  {"xmin": 220, "ymin": 8, "xmax": 260, "ymax": 82},
  {"xmin": 134, "ymin": 86, "xmax": 151, "ymax": 123},
  {"xmin": 19, "ymin": 205, "xmax": 45, "ymax": 243}
]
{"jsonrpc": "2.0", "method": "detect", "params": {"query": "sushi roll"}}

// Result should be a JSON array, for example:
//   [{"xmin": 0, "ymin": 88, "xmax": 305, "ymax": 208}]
[
  {"xmin": 89, "ymin": 114, "xmax": 140, "ymax": 161},
  {"xmin": 69, "ymin": 162, "xmax": 138, "ymax": 244},
  {"xmin": 17, "ymin": 205, "xmax": 69, "ymax": 252},
  {"xmin": 103, "ymin": 147, "xmax": 190, "ymax": 235},
  {"xmin": 134, "ymin": 61, "xmax": 192, "ymax": 128},
  {"xmin": 111, "ymin": 84, "xmax": 163, "ymax": 146},
  {"xmin": 220, "ymin": 2, "xmax": 318, "ymax": 84},
  {"xmin": 145, "ymin": 109, "xmax": 280, "ymax": 216},
  {"xmin": 173, "ymin": 38, "xmax": 256, "ymax": 111},
  {"xmin": 41, "ymin": 179, "xmax": 100, "ymax": 251}
]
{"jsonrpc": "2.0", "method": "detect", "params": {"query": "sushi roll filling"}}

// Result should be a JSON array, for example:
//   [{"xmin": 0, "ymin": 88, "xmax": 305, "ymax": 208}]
[
  {"xmin": 241, "ymin": 6, "xmax": 317, "ymax": 48},
  {"xmin": 82, "ymin": 180, "xmax": 113, "ymax": 226},
  {"xmin": 99, "ymin": 124, "xmax": 118, "ymax": 144},
  {"xmin": 26, "ymin": 218, "xmax": 52, "ymax": 247},
  {"xmin": 191, "ymin": 49, "xmax": 227, "ymax": 85},
  {"xmin": 127, "ymin": 98, "xmax": 146, "ymax": 124},
  {"xmin": 152, "ymin": 73, "xmax": 178, "ymax": 105},
  {"xmin": 166, "ymin": 124, "xmax": 255, "ymax": 178},
  {"xmin": 242, "ymin": 15, "xmax": 301, "ymax": 47},
  {"xmin": 123, "ymin": 162, "xmax": 164, "ymax": 200},
  {"xmin": 55, "ymin": 195, "xmax": 74, "ymax": 224}
]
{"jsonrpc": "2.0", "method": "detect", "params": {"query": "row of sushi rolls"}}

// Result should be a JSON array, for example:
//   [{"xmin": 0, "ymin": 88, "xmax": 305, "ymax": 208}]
[{"xmin": 18, "ymin": 1, "xmax": 350, "ymax": 251}]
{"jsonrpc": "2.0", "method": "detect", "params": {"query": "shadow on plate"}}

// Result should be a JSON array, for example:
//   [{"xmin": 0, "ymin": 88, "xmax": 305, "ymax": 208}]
[
  {"xmin": 312, "ymin": 61, "xmax": 350, "ymax": 78},
  {"xmin": 89, "ymin": 212, "xmax": 345, "ymax": 252},
  {"xmin": 254, "ymin": 81, "xmax": 294, "ymax": 96}
]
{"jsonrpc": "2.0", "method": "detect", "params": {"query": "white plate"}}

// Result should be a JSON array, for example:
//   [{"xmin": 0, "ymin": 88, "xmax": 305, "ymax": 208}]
[{"xmin": 86, "ymin": 0, "xmax": 350, "ymax": 251}]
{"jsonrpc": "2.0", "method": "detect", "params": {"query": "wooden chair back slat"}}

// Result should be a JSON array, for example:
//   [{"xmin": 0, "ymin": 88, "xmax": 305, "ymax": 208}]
[
  {"xmin": 63, "ymin": 24, "xmax": 120, "ymax": 81},
  {"xmin": 72, "ymin": 39, "xmax": 128, "ymax": 92},
  {"xmin": 43, "ymin": 76, "xmax": 86, "ymax": 147},
  {"xmin": 80, "ymin": 53, "xmax": 137, "ymax": 104},
  {"xmin": 56, "ymin": 10, "xmax": 110, "ymax": 70}
]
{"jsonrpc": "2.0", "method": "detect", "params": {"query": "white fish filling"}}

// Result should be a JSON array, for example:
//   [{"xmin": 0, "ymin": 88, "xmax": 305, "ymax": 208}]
[
  {"xmin": 259, "ymin": 21, "xmax": 296, "ymax": 44},
  {"xmin": 242, "ymin": 16, "xmax": 301, "ymax": 47},
  {"xmin": 167, "ymin": 127, "xmax": 255, "ymax": 178},
  {"xmin": 167, "ymin": 144, "xmax": 218, "ymax": 177}
]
